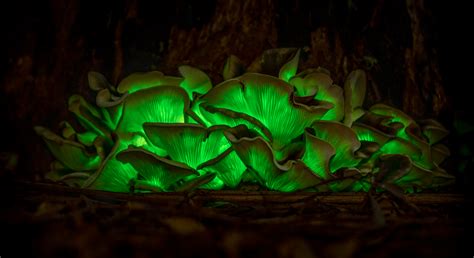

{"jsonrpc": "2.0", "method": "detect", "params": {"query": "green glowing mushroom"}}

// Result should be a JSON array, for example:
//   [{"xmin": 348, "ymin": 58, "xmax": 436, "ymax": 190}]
[
  {"xmin": 195, "ymin": 73, "xmax": 332, "ymax": 151},
  {"xmin": 343, "ymin": 69, "xmax": 367, "ymax": 127},
  {"xmin": 35, "ymin": 49, "xmax": 454, "ymax": 193},
  {"xmin": 308, "ymin": 121, "xmax": 362, "ymax": 173},
  {"xmin": 115, "ymin": 66, "xmax": 211, "ymax": 100},
  {"xmin": 83, "ymin": 152, "xmax": 137, "ymax": 192},
  {"xmin": 279, "ymin": 49, "xmax": 300, "ymax": 82},
  {"xmin": 222, "ymin": 55, "xmax": 245, "ymax": 80},
  {"xmin": 81, "ymin": 79, "xmax": 202, "ymax": 192},
  {"xmin": 301, "ymin": 122, "xmax": 367, "ymax": 192},
  {"xmin": 394, "ymin": 164, "xmax": 455, "ymax": 193},
  {"xmin": 117, "ymin": 87, "xmax": 189, "ymax": 131},
  {"xmin": 117, "ymin": 147, "xmax": 200, "ymax": 192},
  {"xmin": 290, "ymin": 69, "xmax": 344, "ymax": 121},
  {"xmin": 34, "ymin": 126, "xmax": 101, "ymax": 171},
  {"xmin": 101, "ymin": 124, "xmax": 246, "ymax": 191},
  {"xmin": 225, "ymin": 125, "xmax": 323, "ymax": 192},
  {"xmin": 68, "ymin": 94, "xmax": 114, "ymax": 146},
  {"xmin": 142, "ymin": 123, "xmax": 246, "ymax": 189}
]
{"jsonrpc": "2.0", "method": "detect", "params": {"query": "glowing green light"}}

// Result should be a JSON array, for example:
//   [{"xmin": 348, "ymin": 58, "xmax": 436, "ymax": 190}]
[
  {"xmin": 178, "ymin": 65, "xmax": 212, "ymax": 98},
  {"xmin": 143, "ymin": 123, "xmax": 246, "ymax": 189},
  {"xmin": 357, "ymin": 132, "xmax": 376, "ymax": 142},
  {"xmin": 86, "ymin": 157, "xmax": 137, "ymax": 192},
  {"xmin": 199, "ymin": 150, "xmax": 246, "ymax": 188},
  {"xmin": 35, "ymin": 126, "xmax": 101, "ymax": 171},
  {"xmin": 83, "ymin": 133, "xmax": 169, "ymax": 192},
  {"xmin": 36, "ymin": 58, "xmax": 453, "ymax": 193},
  {"xmin": 352, "ymin": 123, "xmax": 391, "ymax": 146},
  {"xmin": 144, "ymin": 124, "xmax": 231, "ymax": 170},
  {"xmin": 279, "ymin": 49, "xmax": 300, "ymax": 82},
  {"xmin": 117, "ymin": 71, "xmax": 183, "ymax": 94},
  {"xmin": 310, "ymin": 121, "xmax": 361, "ymax": 172},
  {"xmin": 343, "ymin": 70, "xmax": 367, "ymax": 126},
  {"xmin": 76, "ymin": 131, "xmax": 99, "ymax": 146},
  {"xmin": 370, "ymin": 104, "xmax": 413, "ymax": 127},
  {"xmin": 199, "ymin": 175, "xmax": 225, "ymax": 190},
  {"xmin": 117, "ymin": 86, "xmax": 190, "ymax": 135},
  {"xmin": 68, "ymin": 95, "xmax": 113, "ymax": 144},
  {"xmin": 302, "ymin": 130, "xmax": 335, "ymax": 179},
  {"xmin": 200, "ymin": 73, "xmax": 330, "ymax": 150},
  {"xmin": 117, "ymin": 148, "xmax": 198, "ymax": 191},
  {"xmin": 226, "ymin": 126, "xmax": 322, "ymax": 192},
  {"xmin": 197, "ymin": 103, "xmax": 272, "ymax": 142},
  {"xmin": 290, "ymin": 71, "xmax": 344, "ymax": 121}
]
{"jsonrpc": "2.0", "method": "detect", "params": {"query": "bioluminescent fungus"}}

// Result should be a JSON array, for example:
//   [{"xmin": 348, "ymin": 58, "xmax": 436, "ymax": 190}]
[
  {"xmin": 36, "ymin": 48, "xmax": 454, "ymax": 193},
  {"xmin": 224, "ymin": 125, "xmax": 323, "ymax": 192},
  {"xmin": 290, "ymin": 68, "xmax": 344, "ymax": 121},
  {"xmin": 34, "ymin": 126, "xmax": 102, "ymax": 171},
  {"xmin": 197, "ymin": 73, "xmax": 332, "ymax": 151}
]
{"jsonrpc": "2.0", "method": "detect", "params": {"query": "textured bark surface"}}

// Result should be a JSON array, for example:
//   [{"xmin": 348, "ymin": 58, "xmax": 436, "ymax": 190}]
[
  {"xmin": 0, "ymin": 182, "xmax": 468, "ymax": 258},
  {"xmin": 403, "ymin": 0, "xmax": 446, "ymax": 117},
  {"xmin": 162, "ymin": 0, "xmax": 278, "ymax": 80}
]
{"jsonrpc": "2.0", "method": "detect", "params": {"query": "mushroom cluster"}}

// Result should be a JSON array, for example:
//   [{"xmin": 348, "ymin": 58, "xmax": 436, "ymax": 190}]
[{"xmin": 36, "ymin": 49, "xmax": 454, "ymax": 193}]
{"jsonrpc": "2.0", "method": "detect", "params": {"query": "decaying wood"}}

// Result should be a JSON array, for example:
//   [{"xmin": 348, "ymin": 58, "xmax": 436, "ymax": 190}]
[
  {"xmin": 404, "ymin": 0, "xmax": 446, "ymax": 117},
  {"xmin": 10, "ymin": 181, "xmax": 464, "ymax": 206},
  {"xmin": 0, "ymin": 181, "xmax": 467, "ymax": 258},
  {"xmin": 162, "ymin": 0, "xmax": 278, "ymax": 80}
]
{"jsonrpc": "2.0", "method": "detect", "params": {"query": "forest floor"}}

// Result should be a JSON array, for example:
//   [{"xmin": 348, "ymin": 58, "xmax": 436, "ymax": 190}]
[{"xmin": 0, "ymin": 181, "xmax": 469, "ymax": 258}]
